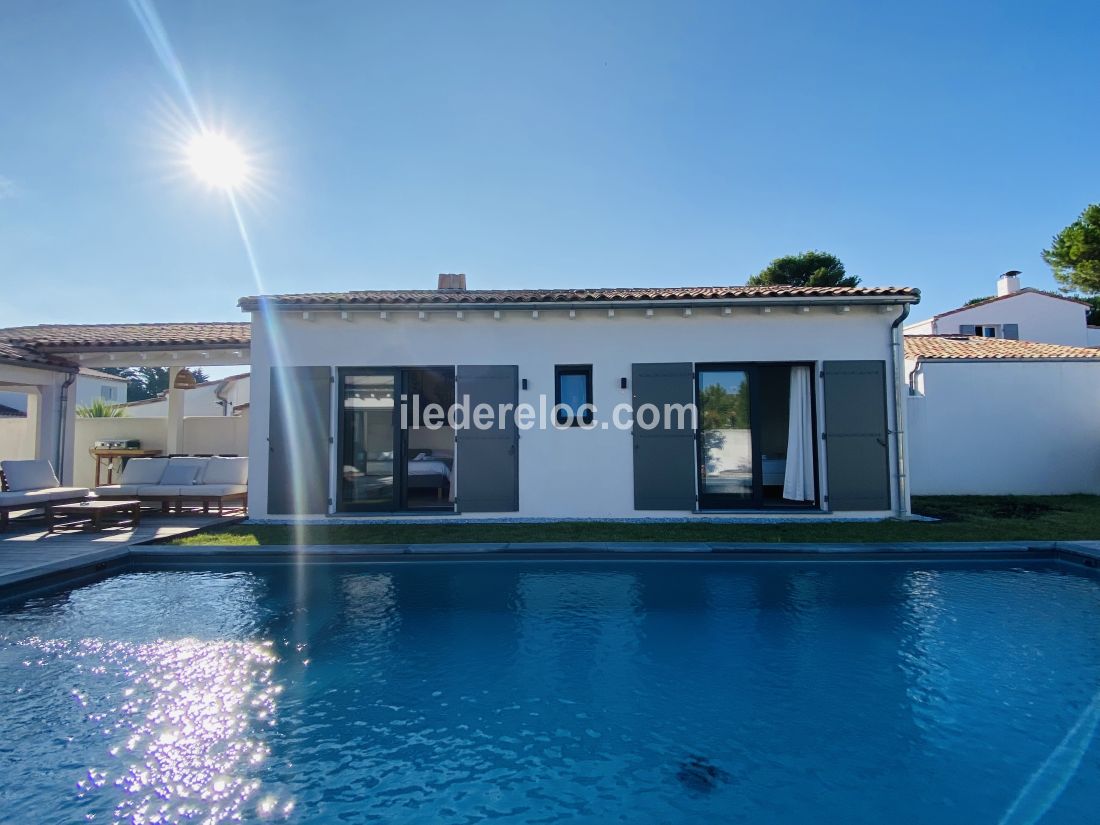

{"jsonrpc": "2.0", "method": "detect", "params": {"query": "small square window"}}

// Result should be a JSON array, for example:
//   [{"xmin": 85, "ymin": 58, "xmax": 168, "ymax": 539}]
[{"xmin": 554, "ymin": 365, "xmax": 593, "ymax": 426}]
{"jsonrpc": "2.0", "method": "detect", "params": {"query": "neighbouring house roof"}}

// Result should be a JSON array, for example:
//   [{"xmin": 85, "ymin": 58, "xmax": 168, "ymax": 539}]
[
  {"xmin": 195, "ymin": 371, "xmax": 250, "ymax": 388},
  {"xmin": 0, "ymin": 322, "xmax": 251, "ymax": 352},
  {"xmin": 78, "ymin": 366, "xmax": 128, "ymax": 382},
  {"xmin": 904, "ymin": 335, "xmax": 1100, "ymax": 361},
  {"xmin": 119, "ymin": 372, "xmax": 250, "ymax": 407},
  {"xmin": 239, "ymin": 285, "xmax": 919, "ymax": 311},
  {"xmin": 908, "ymin": 288, "xmax": 1089, "ymax": 327},
  {"xmin": 0, "ymin": 402, "xmax": 26, "ymax": 418},
  {"xmin": 121, "ymin": 394, "xmax": 167, "ymax": 408}
]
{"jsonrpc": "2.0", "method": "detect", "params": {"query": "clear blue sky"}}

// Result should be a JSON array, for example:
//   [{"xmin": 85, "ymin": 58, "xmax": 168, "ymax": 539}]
[{"xmin": 2, "ymin": 0, "xmax": 1098, "ymax": 330}]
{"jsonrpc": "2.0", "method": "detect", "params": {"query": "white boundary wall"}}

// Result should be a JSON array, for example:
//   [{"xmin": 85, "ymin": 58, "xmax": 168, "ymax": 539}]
[{"xmin": 908, "ymin": 360, "xmax": 1100, "ymax": 494}]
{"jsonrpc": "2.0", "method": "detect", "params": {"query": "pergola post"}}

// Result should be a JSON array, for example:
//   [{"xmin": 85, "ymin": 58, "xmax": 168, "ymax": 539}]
[{"xmin": 166, "ymin": 367, "xmax": 185, "ymax": 455}]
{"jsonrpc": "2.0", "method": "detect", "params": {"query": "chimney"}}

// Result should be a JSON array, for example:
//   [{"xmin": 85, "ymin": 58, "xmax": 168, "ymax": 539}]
[
  {"xmin": 996, "ymin": 270, "xmax": 1021, "ymax": 297},
  {"xmin": 437, "ymin": 273, "xmax": 467, "ymax": 291}
]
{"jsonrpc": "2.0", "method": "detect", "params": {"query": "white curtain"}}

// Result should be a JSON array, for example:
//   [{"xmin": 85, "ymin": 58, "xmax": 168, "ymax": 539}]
[{"xmin": 783, "ymin": 366, "xmax": 815, "ymax": 502}]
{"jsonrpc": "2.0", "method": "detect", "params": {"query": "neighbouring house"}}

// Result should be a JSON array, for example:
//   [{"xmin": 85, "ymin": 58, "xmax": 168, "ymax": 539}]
[
  {"xmin": 124, "ymin": 372, "xmax": 250, "ymax": 417},
  {"xmin": 240, "ymin": 275, "xmax": 921, "ymax": 521},
  {"xmin": 74, "ymin": 367, "xmax": 129, "ymax": 407},
  {"xmin": 906, "ymin": 335, "xmax": 1100, "ymax": 495},
  {"xmin": 905, "ymin": 271, "xmax": 1097, "ymax": 346}
]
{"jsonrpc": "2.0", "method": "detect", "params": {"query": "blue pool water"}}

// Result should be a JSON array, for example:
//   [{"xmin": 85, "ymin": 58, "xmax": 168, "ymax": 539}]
[{"xmin": 2, "ymin": 559, "xmax": 1100, "ymax": 824}]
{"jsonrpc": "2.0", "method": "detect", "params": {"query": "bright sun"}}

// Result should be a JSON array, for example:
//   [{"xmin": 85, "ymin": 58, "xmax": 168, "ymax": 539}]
[{"xmin": 186, "ymin": 131, "xmax": 249, "ymax": 190}]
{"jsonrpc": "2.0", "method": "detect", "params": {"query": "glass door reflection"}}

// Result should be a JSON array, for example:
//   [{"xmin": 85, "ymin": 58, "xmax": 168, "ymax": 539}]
[
  {"xmin": 340, "ymin": 373, "xmax": 397, "ymax": 510},
  {"xmin": 697, "ymin": 369, "xmax": 754, "ymax": 504}
]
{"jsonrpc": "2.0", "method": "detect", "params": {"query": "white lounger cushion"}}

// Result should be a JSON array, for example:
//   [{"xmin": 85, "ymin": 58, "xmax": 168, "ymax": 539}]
[
  {"xmin": 136, "ymin": 485, "xmax": 186, "ymax": 497},
  {"xmin": 1, "ymin": 459, "xmax": 60, "ymax": 492},
  {"xmin": 94, "ymin": 485, "xmax": 143, "ymax": 496},
  {"xmin": 181, "ymin": 484, "xmax": 247, "ymax": 497},
  {"xmin": 119, "ymin": 458, "xmax": 170, "ymax": 485},
  {"xmin": 160, "ymin": 458, "xmax": 207, "ymax": 486},
  {"xmin": 200, "ymin": 457, "xmax": 248, "ymax": 486},
  {"xmin": 0, "ymin": 487, "xmax": 88, "ymax": 507},
  {"xmin": 44, "ymin": 487, "xmax": 90, "ymax": 501},
  {"xmin": 0, "ymin": 490, "xmax": 56, "ymax": 507}
]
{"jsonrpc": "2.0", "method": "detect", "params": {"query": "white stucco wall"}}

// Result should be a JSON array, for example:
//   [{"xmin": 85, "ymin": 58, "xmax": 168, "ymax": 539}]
[
  {"xmin": 1088, "ymin": 327, "xmax": 1100, "ymax": 348},
  {"xmin": 247, "ymin": 304, "xmax": 910, "ymax": 520},
  {"xmin": 906, "ymin": 291, "xmax": 1089, "ymax": 345},
  {"xmin": 0, "ymin": 363, "xmax": 78, "ymax": 483},
  {"xmin": 907, "ymin": 360, "xmax": 1100, "ymax": 495},
  {"xmin": 0, "ymin": 392, "xmax": 37, "ymax": 462},
  {"xmin": 71, "ymin": 415, "xmax": 249, "ymax": 487}
]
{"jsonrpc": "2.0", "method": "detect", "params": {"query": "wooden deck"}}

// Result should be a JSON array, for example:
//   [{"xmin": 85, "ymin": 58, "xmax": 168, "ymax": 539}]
[{"xmin": 0, "ymin": 510, "xmax": 243, "ymax": 590}]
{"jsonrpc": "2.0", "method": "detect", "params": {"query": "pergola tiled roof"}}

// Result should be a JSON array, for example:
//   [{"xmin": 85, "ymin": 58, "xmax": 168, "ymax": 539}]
[
  {"xmin": 0, "ymin": 339, "xmax": 77, "ymax": 370},
  {"xmin": 239, "ymin": 285, "xmax": 919, "ymax": 311},
  {"xmin": 0, "ymin": 322, "xmax": 251, "ymax": 352},
  {"xmin": 905, "ymin": 335, "xmax": 1100, "ymax": 360}
]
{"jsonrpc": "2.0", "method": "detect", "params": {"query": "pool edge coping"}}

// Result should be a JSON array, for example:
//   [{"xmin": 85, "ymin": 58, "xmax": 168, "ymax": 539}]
[{"xmin": 3, "ymin": 540, "xmax": 1098, "ymax": 596}]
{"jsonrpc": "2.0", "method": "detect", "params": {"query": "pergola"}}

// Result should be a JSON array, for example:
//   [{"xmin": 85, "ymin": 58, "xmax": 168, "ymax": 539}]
[{"xmin": 0, "ymin": 323, "xmax": 250, "ymax": 483}]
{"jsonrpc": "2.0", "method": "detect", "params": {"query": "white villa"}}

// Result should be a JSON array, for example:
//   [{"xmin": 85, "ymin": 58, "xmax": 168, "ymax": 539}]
[{"xmin": 240, "ymin": 276, "xmax": 920, "ymax": 520}]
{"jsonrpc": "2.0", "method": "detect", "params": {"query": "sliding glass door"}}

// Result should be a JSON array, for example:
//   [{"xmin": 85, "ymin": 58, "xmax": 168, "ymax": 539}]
[
  {"xmin": 695, "ymin": 363, "xmax": 818, "ymax": 510},
  {"xmin": 338, "ymin": 367, "xmax": 457, "ymax": 512},
  {"xmin": 340, "ymin": 372, "xmax": 398, "ymax": 510},
  {"xmin": 697, "ymin": 368, "xmax": 755, "ymax": 504}
]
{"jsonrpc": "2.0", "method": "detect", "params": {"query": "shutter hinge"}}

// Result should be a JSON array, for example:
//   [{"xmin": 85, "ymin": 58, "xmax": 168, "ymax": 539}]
[
  {"xmin": 329, "ymin": 436, "xmax": 334, "ymax": 444},
  {"xmin": 327, "ymin": 497, "xmax": 333, "ymax": 506},
  {"xmin": 330, "ymin": 375, "xmax": 335, "ymax": 383},
  {"xmin": 819, "ymin": 370, "xmax": 825, "ymax": 379},
  {"xmin": 820, "ymin": 432, "xmax": 827, "ymax": 441}
]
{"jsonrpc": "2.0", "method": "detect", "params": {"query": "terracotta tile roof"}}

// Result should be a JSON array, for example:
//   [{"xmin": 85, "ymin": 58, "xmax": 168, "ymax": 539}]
[
  {"xmin": 0, "ymin": 339, "xmax": 76, "ymax": 370},
  {"xmin": 239, "ymin": 285, "xmax": 919, "ymax": 310},
  {"xmin": 0, "ymin": 322, "xmax": 251, "ymax": 351},
  {"xmin": 905, "ymin": 335, "xmax": 1100, "ymax": 360}
]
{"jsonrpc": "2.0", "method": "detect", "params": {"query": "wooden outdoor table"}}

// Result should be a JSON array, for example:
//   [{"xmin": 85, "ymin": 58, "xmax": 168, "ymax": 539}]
[
  {"xmin": 48, "ymin": 499, "xmax": 142, "ymax": 533},
  {"xmin": 89, "ymin": 448, "xmax": 161, "ymax": 487}
]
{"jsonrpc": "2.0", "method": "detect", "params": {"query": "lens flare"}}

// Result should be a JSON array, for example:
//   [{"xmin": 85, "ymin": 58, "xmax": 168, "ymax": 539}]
[{"xmin": 186, "ymin": 132, "xmax": 249, "ymax": 190}]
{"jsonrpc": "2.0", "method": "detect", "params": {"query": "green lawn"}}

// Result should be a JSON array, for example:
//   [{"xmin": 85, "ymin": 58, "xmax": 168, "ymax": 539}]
[{"xmin": 167, "ymin": 495, "xmax": 1100, "ymax": 546}]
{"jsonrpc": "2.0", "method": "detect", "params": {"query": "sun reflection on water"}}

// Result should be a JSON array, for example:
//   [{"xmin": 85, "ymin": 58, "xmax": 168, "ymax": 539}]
[{"xmin": 22, "ymin": 636, "xmax": 292, "ymax": 824}]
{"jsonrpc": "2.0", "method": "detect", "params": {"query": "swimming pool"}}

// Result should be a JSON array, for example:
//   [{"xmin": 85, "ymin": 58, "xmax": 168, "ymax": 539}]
[{"xmin": 1, "ymin": 558, "xmax": 1099, "ymax": 823}]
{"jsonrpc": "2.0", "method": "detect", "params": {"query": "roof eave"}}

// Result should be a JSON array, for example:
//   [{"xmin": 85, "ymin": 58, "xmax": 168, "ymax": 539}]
[
  {"xmin": 240, "ymin": 294, "xmax": 920, "ymax": 313},
  {"xmin": 28, "ymin": 341, "xmax": 251, "ymax": 355},
  {"xmin": 0, "ymin": 355, "xmax": 78, "ymax": 373},
  {"xmin": 908, "ymin": 356, "xmax": 1100, "ymax": 364}
]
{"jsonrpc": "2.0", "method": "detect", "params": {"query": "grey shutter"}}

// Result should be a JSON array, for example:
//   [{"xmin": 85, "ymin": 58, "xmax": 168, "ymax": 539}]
[
  {"xmin": 1003, "ymin": 323, "xmax": 1019, "ymax": 340},
  {"xmin": 958, "ymin": 324, "xmax": 977, "ymax": 335},
  {"xmin": 268, "ymin": 367, "xmax": 331, "ymax": 515},
  {"xmin": 631, "ymin": 362, "xmax": 697, "ymax": 510},
  {"xmin": 455, "ymin": 365, "xmax": 518, "ymax": 512},
  {"xmin": 822, "ymin": 360, "xmax": 891, "ymax": 511}
]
